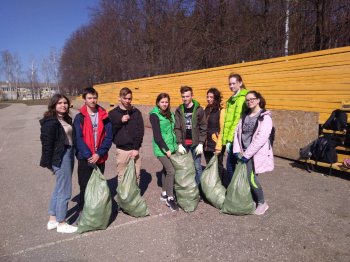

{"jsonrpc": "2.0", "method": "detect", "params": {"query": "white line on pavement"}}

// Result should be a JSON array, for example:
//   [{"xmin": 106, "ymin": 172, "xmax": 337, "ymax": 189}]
[{"xmin": 1, "ymin": 212, "xmax": 170, "ymax": 258}]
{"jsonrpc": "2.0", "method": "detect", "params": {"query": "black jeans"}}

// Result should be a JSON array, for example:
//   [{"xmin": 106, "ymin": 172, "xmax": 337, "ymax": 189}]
[
  {"xmin": 77, "ymin": 159, "xmax": 105, "ymax": 210},
  {"xmin": 246, "ymin": 159, "xmax": 264, "ymax": 204}
]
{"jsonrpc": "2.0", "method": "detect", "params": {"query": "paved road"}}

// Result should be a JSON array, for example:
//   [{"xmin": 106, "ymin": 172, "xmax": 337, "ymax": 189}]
[{"xmin": 0, "ymin": 104, "xmax": 349, "ymax": 262}]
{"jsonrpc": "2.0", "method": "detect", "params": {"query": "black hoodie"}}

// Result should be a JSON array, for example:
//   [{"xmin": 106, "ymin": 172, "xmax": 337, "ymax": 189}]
[{"xmin": 108, "ymin": 106, "xmax": 144, "ymax": 150}]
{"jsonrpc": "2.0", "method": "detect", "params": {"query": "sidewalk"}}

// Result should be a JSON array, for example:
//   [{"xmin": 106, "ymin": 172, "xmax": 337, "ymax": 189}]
[{"xmin": 0, "ymin": 104, "xmax": 349, "ymax": 262}]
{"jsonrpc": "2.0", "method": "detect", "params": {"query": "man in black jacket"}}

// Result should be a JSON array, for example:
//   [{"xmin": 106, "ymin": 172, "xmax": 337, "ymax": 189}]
[
  {"xmin": 108, "ymin": 87, "xmax": 144, "ymax": 184},
  {"xmin": 175, "ymin": 86, "xmax": 207, "ymax": 185}
]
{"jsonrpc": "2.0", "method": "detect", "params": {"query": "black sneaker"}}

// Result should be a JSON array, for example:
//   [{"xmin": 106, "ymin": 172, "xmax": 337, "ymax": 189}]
[
  {"xmin": 166, "ymin": 198, "xmax": 179, "ymax": 212},
  {"xmin": 160, "ymin": 194, "xmax": 168, "ymax": 202}
]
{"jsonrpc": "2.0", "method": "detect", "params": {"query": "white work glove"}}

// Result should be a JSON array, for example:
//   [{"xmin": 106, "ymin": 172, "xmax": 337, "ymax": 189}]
[
  {"xmin": 225, "ymin": 142, "xmax": 232, "ymax": 153},
  {"xmin": 195, "ymin": 144, "xmax": 203, "ymax": 156},
  {"xmin": 178, "ymin": 144, "xmax": 186, "ymax": 155}
]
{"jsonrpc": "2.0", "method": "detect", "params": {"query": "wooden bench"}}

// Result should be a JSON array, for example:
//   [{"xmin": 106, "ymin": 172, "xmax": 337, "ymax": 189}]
[{"xmin": 300, "ymin": 103, "xmax": 350, "ymax": 174}]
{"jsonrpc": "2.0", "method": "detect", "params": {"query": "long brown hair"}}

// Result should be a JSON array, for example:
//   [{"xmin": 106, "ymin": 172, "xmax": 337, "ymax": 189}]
[
  {"xmin": 156, "ymin": 93, "xmax": 172, "ymax": 121},
  {"xmin": 246, "ymin": 91, "xmax": 266, "ymax": 109},
  {"xmin": 43, "ymin": 94, "xmax": 72, "ymax": 124},
  {"xmin": 206, "ymin": 87, "xmax": 223, "ymax": 110}
]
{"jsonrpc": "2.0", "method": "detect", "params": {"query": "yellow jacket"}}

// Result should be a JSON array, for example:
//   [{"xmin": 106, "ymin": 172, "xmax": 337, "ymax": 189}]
[{"xmin": 212, "ymin": 109, "xmax": 225, "ymax": 151}]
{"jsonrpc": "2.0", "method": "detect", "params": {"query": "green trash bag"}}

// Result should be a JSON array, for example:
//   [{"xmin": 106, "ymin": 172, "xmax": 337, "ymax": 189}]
[
  {"xmin": 77, "ymin": 167, "xmax": 112, "ymax": 233},
  {"xmin": 200, "ymin": 155, "xmax": 226, "ymax": 209},
  {"xmin": 116, "ymin": 159, "xmax": 150, "ymax": 217},
  {"xmin": 170, "ymin": 153, "xmax": 199, "ymax": 212},
  {"xmin": 221, "ymin": 162, "xmax": 255, "ymax": 215}
]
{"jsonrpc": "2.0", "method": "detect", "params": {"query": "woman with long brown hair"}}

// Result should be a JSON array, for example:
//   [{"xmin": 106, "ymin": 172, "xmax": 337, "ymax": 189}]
[
  {"xmin": 40, "ymin": 94, "xmax": 77, "ymax": 233},
  {"xmin": 233, "ymin": 91, "xmax": 274, "ymax": 215},
  {"xmin": 204, "ymin": 87, "xmax": 225, "ymax": 181},
  {"xmin": 149, "ymin": 93, "xmax": 179, "ymax": 211}
]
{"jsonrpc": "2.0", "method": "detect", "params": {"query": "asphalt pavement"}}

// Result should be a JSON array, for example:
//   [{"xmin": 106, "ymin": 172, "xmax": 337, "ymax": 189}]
[{"xmin": 0, "ymin": 104, "xmax": 349, "ymax": 262}]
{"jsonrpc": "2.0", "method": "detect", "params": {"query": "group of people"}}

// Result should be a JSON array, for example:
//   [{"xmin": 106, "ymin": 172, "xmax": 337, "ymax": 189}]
[{"xmin": 39, "ymin": 73, "xmax": 274, "ymax": 234}]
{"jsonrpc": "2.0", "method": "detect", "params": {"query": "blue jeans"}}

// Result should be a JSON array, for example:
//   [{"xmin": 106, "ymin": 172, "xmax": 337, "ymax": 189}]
[
  {"xmin": 49, "ymin": 147, "xmax": 74, "ymax": 222},
  {"xmin": 185, "ymin": 145, "xmax": 203, "ymax": 185},
  {"xmin": 225, "ymin": 149, "xmax": 237, "ymax": 187}
]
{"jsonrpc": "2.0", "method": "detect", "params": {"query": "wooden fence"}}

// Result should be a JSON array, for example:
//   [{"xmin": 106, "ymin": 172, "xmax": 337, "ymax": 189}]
[{"xmin": 94, "ymin": 46, "xmax": 350, "ymax": 124}]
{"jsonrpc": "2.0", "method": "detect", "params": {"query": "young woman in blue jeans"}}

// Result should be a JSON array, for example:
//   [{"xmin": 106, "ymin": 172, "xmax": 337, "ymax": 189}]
[{"xmin": 40, "ymin": 94, "xmax": 77, "ymax": 233}]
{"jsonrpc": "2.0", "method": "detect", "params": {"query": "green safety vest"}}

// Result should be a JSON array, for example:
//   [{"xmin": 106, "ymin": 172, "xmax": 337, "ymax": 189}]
[{"xmin": 150, "ymin": 106, "xmax": 177, "ymax": 157}]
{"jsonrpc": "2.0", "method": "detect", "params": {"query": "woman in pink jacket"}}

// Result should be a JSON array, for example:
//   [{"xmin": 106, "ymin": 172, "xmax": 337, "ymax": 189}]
[{"xmin": 233, "ymin": 91, "xmax": 274, "ymax": 215}]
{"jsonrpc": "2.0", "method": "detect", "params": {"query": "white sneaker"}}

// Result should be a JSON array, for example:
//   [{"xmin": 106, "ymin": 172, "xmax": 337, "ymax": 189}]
[
  {"xmin": 254, "ymin": 202, "xmax": 269, "ymax": 215},
  {"xmin": 47, "ymin": 221, "xmax": 59, "ymax": 230},
  {"xmin": 57, "ymin": 223, "xmax": 78, "ymax": 233}
]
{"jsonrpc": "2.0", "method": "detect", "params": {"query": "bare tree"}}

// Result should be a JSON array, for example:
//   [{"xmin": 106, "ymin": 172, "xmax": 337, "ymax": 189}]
[
  {"xmin": 41, "ymin": 48, "xmax": 62, "ymax": 96},
  {"xmin": 1, "ymin": 50, "xmax": 14, "ymax": 89},
  {"xmin": 0, "ymin": 50, "xmax": 23, "ymax": 99},
  {"xmin": 13, "ymin": 54, "xmax": 22, "ymax": 99},
  {"xmin": 58, "ymin": 0, "xmax": 350, "ymax": 93},
  {"xmin": 48, "ymin": 48, "xmax": 61, "ymax": 93},
  {"xmin": 284, "ymin": 0, "xmax": 290, "ymax": 56},
  {"xmin": 27, "ymin": 59, "xmax": 39, "ymax": 99},
  {"xmin": 41, "ymin": 57, "xmax": 51, "ymax": 95}
]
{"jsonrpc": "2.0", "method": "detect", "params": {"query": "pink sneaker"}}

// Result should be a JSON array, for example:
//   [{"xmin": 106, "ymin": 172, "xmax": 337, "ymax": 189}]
[{"xmin": 254, "ymin": 202, "xmax": 269, "ymax": 215}]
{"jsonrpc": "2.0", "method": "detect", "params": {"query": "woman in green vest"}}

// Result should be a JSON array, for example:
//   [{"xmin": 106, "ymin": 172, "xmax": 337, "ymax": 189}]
[
  {"xmin": 149, "ymin": 93, "xmax": 179, "ymax": 212},
  {"xmin": 222, "ymin": 73, "xmax": 249, "ymax": 187}
]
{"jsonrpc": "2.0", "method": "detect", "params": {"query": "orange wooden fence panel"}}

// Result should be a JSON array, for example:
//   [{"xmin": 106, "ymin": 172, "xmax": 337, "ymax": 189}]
[{"xmin": 94, "ymin": 46, "xmax": 350, "ymax": 124}]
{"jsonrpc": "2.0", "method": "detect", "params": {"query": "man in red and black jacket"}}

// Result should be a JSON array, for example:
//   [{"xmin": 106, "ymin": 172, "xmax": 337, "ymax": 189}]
[{"xmin": 73, "ymin": 87, "xmax": 113, "ymax": 211}]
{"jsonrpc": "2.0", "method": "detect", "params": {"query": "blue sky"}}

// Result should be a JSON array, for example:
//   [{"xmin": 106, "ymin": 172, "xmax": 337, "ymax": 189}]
[{"xmin": 0, "ymin": 0, "xmax": 99, "ymax": 79}]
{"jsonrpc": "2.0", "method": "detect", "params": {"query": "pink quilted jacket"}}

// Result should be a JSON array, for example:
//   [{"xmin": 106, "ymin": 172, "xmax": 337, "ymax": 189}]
[{"xmin": 233, "ymin": 110, "xmax": 274, "ymax": 174}]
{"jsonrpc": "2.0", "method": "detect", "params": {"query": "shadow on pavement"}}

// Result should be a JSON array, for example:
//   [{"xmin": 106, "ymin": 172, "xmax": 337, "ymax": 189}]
[
  {"xmin": 156, "ymin": 170, "xmax": 163, "ymax": 188},
  {"xmin": 107, "ymin": 178, "xmax": 119, "ymax": 224},
  {"xmin": 66, "ymin": 194, "xmax": 80, "ymax": 224},
  {"xmin": 290, "ymin": 161, "xmax": 350, "ymax": 181},
  {"xmin": 140, "ymin": 169, "xmax": 152, "ymax": 196}
]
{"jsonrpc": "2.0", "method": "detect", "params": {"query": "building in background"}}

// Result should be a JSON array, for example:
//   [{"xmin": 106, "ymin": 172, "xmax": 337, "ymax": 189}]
[{"xmin": 0, "ymin": 82, "xmax": 57, "ymax": 100}]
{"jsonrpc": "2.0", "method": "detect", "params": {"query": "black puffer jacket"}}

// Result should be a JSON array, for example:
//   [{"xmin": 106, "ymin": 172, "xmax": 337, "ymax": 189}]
[{"xmin": 39, "ymin": 117, "xmax": 69, "ymax": 169}]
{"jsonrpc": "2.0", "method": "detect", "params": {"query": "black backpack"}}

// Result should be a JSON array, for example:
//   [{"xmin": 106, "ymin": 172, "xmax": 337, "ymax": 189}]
[
  {"xmin": 344, "ymin": 125, "xmax": 350, "ymax": 147},
  {"xmin": 322, "ymin": 109, "xmax": 347, "ymax": 131},
  {"xmin": 269, "ymin": 126, "xmax": 276, "ymax": 147},
  {"xmin": 309, "ymin": 137, "xmax": 340, "ymax": 164},
  {"xmin": 299, "ymin": 141, "xmax": 314, "ymax": 160}
]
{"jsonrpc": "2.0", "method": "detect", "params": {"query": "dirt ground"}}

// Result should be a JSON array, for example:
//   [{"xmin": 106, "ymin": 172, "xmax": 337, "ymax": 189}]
[{"xmin": 0, "ymin": 104, "xmax": 349, "ymax": 262}]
